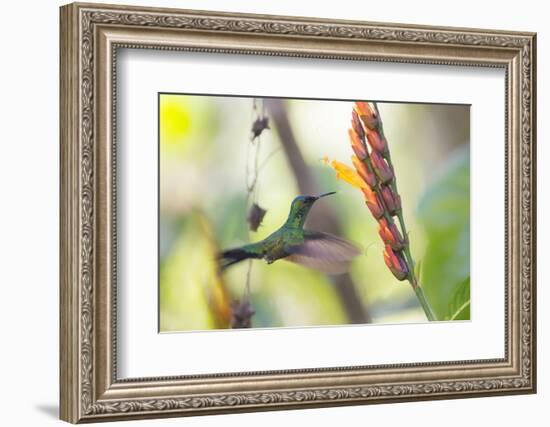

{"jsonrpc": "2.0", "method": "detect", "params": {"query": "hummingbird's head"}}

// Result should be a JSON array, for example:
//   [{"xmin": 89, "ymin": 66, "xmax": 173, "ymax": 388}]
[
  {"xmin": 291, "ymin": 192, "xmax": 336, "ymax": 210},
  {"xmin": 287, "ymin": 192, "xmax": 336, "ymax": 228}
]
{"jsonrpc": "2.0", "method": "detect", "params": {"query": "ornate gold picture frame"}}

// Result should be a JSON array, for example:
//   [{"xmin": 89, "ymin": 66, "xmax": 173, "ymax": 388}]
[{"xmin": 60, "ymin": 2, "xmax": 536, "ymax": 423}]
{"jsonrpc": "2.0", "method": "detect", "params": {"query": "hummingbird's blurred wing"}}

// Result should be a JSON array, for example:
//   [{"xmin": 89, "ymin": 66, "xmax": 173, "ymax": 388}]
[{"xmin": 284, "ymin": 230, "xmax": 361, "ymax": 275}]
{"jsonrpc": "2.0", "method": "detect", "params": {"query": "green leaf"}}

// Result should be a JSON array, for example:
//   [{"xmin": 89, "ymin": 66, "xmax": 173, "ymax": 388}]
[
  {"xmin": 417, "ymin": 146, "xmax": 470, "ymax": 320},
  {"xmin": 444, "ymin": 277, "xmax": 470, "ymax": 321}
]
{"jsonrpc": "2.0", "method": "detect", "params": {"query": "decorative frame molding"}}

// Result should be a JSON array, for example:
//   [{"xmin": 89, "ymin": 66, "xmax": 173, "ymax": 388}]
[{"xmin": 60, "ymin": 2, "xmax": 536, "ymax": 423}]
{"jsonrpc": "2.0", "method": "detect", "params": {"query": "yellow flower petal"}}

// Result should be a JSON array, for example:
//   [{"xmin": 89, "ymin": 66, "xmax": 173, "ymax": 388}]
[{"xmin": 326, "ymin": 159, "xmax": 367, "ymax": 189}]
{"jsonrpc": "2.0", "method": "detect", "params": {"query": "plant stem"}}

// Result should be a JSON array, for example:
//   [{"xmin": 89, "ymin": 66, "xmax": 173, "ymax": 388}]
[
  {"xmin": 396, "ymin": 208, "xmax": 437, "ymax": 321},
  {"xmin": 396, "ymin": 210, "xmax": 437, "ymax": 321},
  {"xmin": 414, "ymin": 286, "xmax": 437, "ymax": 321}
]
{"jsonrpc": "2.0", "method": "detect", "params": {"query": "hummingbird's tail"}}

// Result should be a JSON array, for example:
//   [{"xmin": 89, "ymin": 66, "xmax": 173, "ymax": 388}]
[{"xmin": 219, "ymin": 246, "xmax": 262, "ymax": 271}]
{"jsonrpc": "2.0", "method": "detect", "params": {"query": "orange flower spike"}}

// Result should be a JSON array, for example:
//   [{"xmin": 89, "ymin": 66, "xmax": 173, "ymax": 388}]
[
  {"xmin": 348, "ymin": 128, "xmax": 368, "ymax": 160},
  {"xmin": 380, "ymin": 185, "xmax": 402, "ymax": 215},
  {"xmin": 378, "ymin": 218, "xmax": 405, "ymax": 250},
  {"xmin": 370, "ymin": 151, "xmax": 393, "ymax": 184},
  {"xmin": 383, "ymin": 245, "xmax": 409, "ymax": 281},
  {"xmin": 361, "ymin": 185, "xmax": 385, "ymax": 219},
  {"xmin": 352, "ymin": 155, "xmax": 377, "ymax": 188},
  {"xmin": 354, "ymin": 101, "xmax": 380, "ymax": 130}
]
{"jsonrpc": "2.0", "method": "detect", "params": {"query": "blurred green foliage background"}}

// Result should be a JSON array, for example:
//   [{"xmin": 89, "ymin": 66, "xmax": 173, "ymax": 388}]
[{"xmin": 159, "ymin": 94, "xmax": 470, "ymax": 331}]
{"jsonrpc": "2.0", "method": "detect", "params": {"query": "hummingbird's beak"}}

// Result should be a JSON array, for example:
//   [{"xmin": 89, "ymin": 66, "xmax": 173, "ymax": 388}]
[{"xmin": 317, "ymin": 191, "xmax": 337, "ymax": 199}]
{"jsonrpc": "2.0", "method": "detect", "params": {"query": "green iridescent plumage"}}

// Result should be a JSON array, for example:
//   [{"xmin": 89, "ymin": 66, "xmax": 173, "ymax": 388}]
[{"xmin": 220, "ymin": 193, "xmax": 361, "ymax": 274}]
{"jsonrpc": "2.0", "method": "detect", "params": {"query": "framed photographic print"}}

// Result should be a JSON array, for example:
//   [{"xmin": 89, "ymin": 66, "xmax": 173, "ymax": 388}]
[{"xmin": 60, "ymin": 2, "xmax": 537, "ymax": 423}]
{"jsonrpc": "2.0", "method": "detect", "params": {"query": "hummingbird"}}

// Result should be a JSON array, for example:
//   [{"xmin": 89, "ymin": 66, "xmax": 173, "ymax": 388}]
[{"xmin": 220, "ymin": 192, "xmax": 361, "ymax": 274}]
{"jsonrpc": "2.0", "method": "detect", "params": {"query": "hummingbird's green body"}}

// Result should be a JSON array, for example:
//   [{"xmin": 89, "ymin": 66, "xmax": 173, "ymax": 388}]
[
  {"xmin": 239, "ymin": 226, "xmax": 305, "ymax": 264},
  {"xmin": 220, "ymin": 193, "xmax": 360, "ymax": 274}
]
